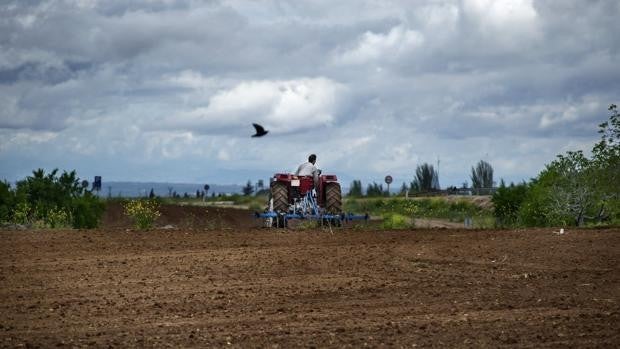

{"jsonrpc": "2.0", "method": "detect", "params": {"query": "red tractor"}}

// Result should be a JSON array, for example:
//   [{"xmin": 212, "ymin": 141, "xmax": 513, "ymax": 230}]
[{"xmin": 261, "ymin": 172, "xmax": 343, "ymax": 227}]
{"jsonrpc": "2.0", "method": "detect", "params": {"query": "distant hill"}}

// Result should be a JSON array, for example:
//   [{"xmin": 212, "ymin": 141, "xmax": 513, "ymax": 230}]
[{"xmin": 94, "ymin": 181, "xmax": 244, "ymax": 198}]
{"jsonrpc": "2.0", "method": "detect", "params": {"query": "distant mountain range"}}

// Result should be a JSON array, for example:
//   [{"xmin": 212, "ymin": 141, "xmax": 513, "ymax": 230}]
[{"xmin": 94, "ymin": 181, "xmax": 245, "ymax": 198}]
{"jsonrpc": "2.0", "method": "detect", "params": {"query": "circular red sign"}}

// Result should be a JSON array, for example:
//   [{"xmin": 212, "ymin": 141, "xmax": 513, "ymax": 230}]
[{"xmin": 385, "ymin": 175, "xmax": 393, "ymax": 184}]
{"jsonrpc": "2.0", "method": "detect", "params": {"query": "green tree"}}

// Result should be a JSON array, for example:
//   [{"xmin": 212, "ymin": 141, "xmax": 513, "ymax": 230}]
[
  {"xmin": 520, "ymin": 151, "xmax": 599, "ymax": 227},
  {"xmin": 366, "ymin": 182, "xmax": 386, "ymax": 197},
  {"xmin": 515, "ymin": 104, "xmax": 620, "ymax": 227},
  {"xmin": 412, "ymin": 163, "xmax": 439, "ymax": 192},
  {"xmin": 15, "ymin": 169, "xmax": 81, "ymax": 220},
  {"xmin": 348, "ymin": 180, "xmax": 363, "ymax": 197},
  {"xmin": 471, "ymin": 160, "xmax": 494, "ymax": 189},
  {"xmin": 590, "ymin": 104, "xmax": 620, "ymax": 222},
  {"xmin": 548, "ymin": 151, "xmax": 597, "ymax": 226}
]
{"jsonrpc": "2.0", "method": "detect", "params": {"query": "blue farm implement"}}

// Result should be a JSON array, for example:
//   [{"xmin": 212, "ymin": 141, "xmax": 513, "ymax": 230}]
[{"xmin": 255, "ymin": 173, "xmax": 368, "ymax": 228}]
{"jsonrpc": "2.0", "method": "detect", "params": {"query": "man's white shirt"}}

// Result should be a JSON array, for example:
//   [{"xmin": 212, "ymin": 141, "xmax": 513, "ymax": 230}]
[{"xmin": 295, "ymin": 162, "xmax": 318, "ymax": 176}]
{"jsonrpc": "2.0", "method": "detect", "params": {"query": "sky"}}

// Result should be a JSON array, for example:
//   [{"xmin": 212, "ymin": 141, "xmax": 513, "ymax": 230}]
[{"xmin": 1, "ymin": 0, "xmax": 619, "ymax": 188}]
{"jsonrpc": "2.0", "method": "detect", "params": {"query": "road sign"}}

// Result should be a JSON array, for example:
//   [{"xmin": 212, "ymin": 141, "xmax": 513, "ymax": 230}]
[{"xmin": 384, "ymin": 175, "xmax": 393, "ymax": 185}]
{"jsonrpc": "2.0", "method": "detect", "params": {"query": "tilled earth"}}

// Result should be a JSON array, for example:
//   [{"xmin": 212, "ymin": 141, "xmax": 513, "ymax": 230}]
[{"xmin": 1, "ymin": 206, "xmax": 619, "ymax": 347}]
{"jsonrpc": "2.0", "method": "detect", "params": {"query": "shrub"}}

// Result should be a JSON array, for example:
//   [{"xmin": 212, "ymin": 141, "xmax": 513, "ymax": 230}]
[
  {"xmin": 5, "ymin": 168, "xmax": 105, "ymax": 229},
  {"xmin": 46, "ymin": 207, "xmax": 72, "ymax": 228},
  {"xmin": 492, "ymin": 182, "xmax": 528, "ymax": 227},
  {"xmin": 72, "ymin": 193, "xmax": 106, "ymax": 229},
  {"xmin": 123, "ymin": 199, "xmax": 161, "ymax": 229},
  {"xmin": 382, "ymin": 213, "xmax": 410, "ymax": 229},
  {"xmin": 12, "ymin": 202, "xmax": 31, "ymax": 225},
  {"xmin": 0, "ymin": 181, "xmax": 15, "ymax": 222}
]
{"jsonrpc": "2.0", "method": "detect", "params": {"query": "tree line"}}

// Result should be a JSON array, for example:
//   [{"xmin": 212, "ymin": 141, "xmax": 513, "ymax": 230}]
[{"xmin": 347, "ymin": 160, "xmax": 494, "ymax": 197}]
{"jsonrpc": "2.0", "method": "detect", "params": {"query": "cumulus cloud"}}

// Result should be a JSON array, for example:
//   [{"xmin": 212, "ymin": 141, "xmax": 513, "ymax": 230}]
[
  {"xmin": 157, "ymin": 77, "xmax": 347, "ymax": 134},
  {"xmin": 463, "ymin": 0, "xmax": 538, "ymax": 32},
  {"xmin": 333, "ymin": 25, "xmax": 424, "ymax": 65}
]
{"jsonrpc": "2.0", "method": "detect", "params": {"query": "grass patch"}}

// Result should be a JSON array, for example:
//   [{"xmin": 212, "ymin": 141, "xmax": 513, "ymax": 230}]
[{"xmin": 345, "ymin": 196, "xmax": 495, "ymax": 227}]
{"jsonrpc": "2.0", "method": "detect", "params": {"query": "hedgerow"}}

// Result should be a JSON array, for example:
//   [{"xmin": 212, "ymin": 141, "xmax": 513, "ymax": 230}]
[{"xmin": 0, "ymin": 169, "xmax": 105, "ymax": 229}]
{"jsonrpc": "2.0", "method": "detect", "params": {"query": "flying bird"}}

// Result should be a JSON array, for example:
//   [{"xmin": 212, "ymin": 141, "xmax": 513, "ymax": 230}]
[{"xmin": 251, "ymin": 123, "xmax": 268, "ymax": 137}]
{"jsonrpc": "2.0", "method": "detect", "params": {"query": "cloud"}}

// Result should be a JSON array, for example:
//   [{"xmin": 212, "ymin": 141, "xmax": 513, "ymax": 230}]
[
  {"xmin": 156, "ymin": 77, "xmax": 347, "ymax": 135},
  {"xmin": 333, "ymin": 25, "xmax": 424, "ymax": 65},
  {"xmin": 463, "ymin": 0, "xmax": 538, "ymax": 32}
]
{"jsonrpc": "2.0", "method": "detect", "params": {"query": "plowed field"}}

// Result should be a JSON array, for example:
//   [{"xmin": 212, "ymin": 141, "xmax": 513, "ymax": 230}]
[{"xmin": 1, "ymin": 204, "xmax": 619, "ymax": 347}]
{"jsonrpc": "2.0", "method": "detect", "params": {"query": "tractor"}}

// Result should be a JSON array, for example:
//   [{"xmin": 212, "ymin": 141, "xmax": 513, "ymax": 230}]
[{"xmin": 256, "ymin": 172, "xmax": 367, "ymax": 228}]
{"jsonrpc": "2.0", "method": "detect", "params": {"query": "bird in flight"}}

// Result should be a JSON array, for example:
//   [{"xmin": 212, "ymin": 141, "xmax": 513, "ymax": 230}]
[{"xmin": 252, "ymin": 123, "xmax": 268, "ymax": 137}]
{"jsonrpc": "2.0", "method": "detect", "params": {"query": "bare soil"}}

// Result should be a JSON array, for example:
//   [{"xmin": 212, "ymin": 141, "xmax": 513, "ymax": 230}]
[{"xmin": 1, "ymin": 203, "xmax": 619, "ymax": 348}]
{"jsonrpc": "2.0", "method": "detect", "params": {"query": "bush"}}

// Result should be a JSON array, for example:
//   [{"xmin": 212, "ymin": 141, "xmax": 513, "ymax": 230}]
[
  {"xmin": 382, "ymin": 213, "xmax": 410, "ymax": 229},
  {"xmin": 123, "ymin": 199, "xmax": 161, "ymax": 229},
  {"xmin": 72, "ymin": 193, "xmax": 106, "ymax": 229},
  {"xmin": 3, "ymin": 168, "xmax": 105, "ymax": 229},
  {"xmin": 12, "ymin": 202, "xmax": 31, "ymax": 225},
  {"xmin": 0, "ymin": 181, "xmax": 15, "ymax": 222},
  {"xmin": 46, "ymin": 207, "xmax": 72, "ymax": 228},
  {"xmin": 492, "ymin": 182, "xmax": 528, "ymax": 227}
]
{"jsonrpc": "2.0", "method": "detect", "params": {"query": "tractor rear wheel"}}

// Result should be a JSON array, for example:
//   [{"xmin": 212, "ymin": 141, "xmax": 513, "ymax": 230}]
[
  {"xmin": 324, "ymin": 182, "xmax": 342, "ymax": 214},
  {"xmin": 271, "ymin": 181, "xmax": 289, "ymax": 228},
  {"xmin": 271, "ymin": 182, "xmax": 289, "ymax": 213}
]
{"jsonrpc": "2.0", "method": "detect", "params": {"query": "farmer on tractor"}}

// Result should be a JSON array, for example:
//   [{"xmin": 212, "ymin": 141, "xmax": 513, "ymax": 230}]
[
  {"xmin": 257, "ymin": 153, "xmax": 368, "ymax": 228},
  {"xmin": 295, "ymin": 153, "xmax": 320, "ymax": 188}
]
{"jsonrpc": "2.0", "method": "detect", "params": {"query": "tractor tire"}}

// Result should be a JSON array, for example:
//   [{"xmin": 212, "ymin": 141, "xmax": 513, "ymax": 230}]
[
  {"xmin": 324, "ymin": 182, "xmax": 342, "ymax": 214},
  {"xmin": 271, "ymin": 182, "xmax": 289, "ymax": 213},
  {"xmin": 271, "ymin": 182, "xmax": 289, "ymax": 228}
]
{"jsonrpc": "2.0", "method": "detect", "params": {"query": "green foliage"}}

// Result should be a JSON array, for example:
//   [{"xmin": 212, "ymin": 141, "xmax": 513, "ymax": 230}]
[
  {"xmin": 517, "ymin": 177, "xmax": 553, "ymax": 227},
  {"xmin": 12, "ymin": 202, "xmax": 31, "ymax": 225},
  {"xmin": 347, "ymin": 180, "xmax": 363, "ymax": 197},
  {"xmin": 366, "ymin": 182, "xmax": 387, "ymax": 197},
  {"xmin": 492, "ymin": 181, "xmax": 528, "ymax": 227},
  {"xmin": 491, "ymin": 104, "xmax": 620, "ymax": 228},
  {"xmin": 0, "ymin": 181, "xmax": 15, "ymax": 222},
  {"xmin": 345, "ymin": 197, "xmax": 488, "ymax": 222},
  {"xmin": 517, "ymin": 156, "xmax": 590, "ymax": 228},
  {"xmin": 1, "ymin": 169, "xmax": 105, "ymax": 228},
  {"xmin": 412, "ymin": 163, "xmax": 439, "ymax": 192},
  {"xmin": 72, "ymin": 192, "xmax": 106, "ymax": 229},
  {"xmin": 123, "ymin": 199, "xmax": 161, "ymax": 229},
  {"xmin": 545, "ymin": 151, "xmax": 597, "ymax": 226},
  {"xmin": 43, "ymin": 207, "xmax": 71, "ymax": 228},
  {"xmin": 591, "ymin": 104, "xmax": 620, "ymax": 222},
  {"xmin": 382, "ymin": 213, "xmax": 410, "ymax": 229},
  {"xmin": 15, "ymin": 169, "xmax": 82, "ymax": 214}
]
